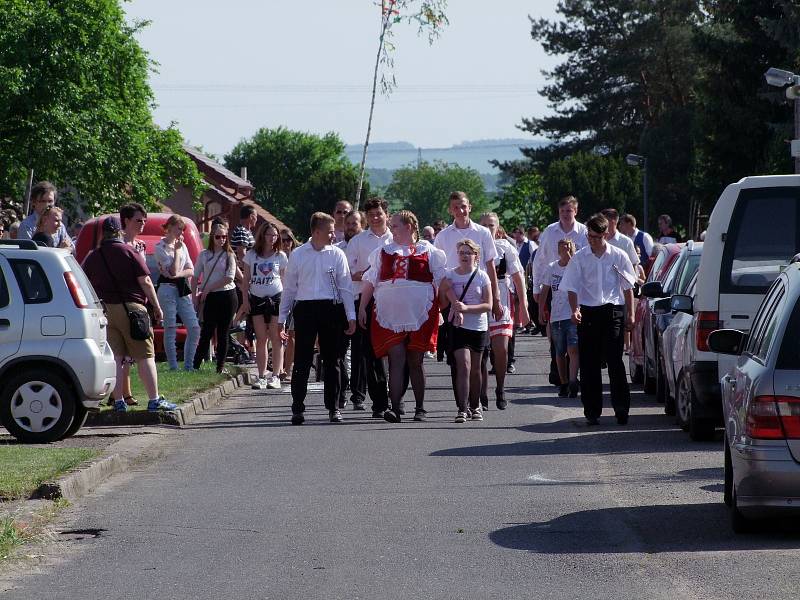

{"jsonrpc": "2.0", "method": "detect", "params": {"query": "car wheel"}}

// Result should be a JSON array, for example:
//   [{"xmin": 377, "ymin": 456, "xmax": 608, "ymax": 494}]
[
  {"xmin": 730, "ymin": 481, "xmax": 754, "ymax": 534},
  {"xmin": 676, "ymin": 374, "xmax": 691, "ymax": 431},
  {"xmin": 0, "ymin": 370, "xmax": 76, "ymax": 444},
  {"xmin": 61, "ymin": 403, "xmax": 88, "ymax": 439},
  {"xmin": 643, "ymin": 352, "xmax": 656, "ymax": 394}
]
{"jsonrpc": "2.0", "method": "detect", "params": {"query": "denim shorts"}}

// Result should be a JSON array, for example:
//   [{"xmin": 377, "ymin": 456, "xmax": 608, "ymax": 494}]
[{"xmin": 551, "ymin": 318, "xmax": 578, "ymax": 355}]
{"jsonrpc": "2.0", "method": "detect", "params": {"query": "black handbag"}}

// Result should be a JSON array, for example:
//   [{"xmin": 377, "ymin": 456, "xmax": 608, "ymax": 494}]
[{"xmin": 99, "ymin": 247, "xmax": 152, "ymax": 341}]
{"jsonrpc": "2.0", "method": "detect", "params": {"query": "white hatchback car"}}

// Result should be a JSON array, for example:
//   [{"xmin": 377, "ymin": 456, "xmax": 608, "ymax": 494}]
[{"xmin": 0, "ymin": 240, "xmax": 116, "ymax": 443}]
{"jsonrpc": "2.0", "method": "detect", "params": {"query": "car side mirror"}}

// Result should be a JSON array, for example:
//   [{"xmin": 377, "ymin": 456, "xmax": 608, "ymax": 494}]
[
  {"xmin": 670, "ymin": 294, "xmax": 693, "ymax": 314},
  {"xmin": 641, "ymin": 281, "xmax": 665, "ymax": 298},
  {"xmin": 708, "ymin": 329, "xmax": 746, "ymax": 355},
  {"xmin": 653, "ymin": 297, "xmax": 672, "ymax": 315}
]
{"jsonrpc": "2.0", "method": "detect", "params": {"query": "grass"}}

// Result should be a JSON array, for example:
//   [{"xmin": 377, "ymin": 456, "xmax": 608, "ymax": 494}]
[
  {"xmin": 0, "ymin": 517, "xmax": 30, "ymax": 559},
  {"xmin": 102, "ymin": 362, "xmax": 235, "ymax": 411},
  {"xmin": 0, "ymin": 447, "xmax": 99, "ymax": 500}
]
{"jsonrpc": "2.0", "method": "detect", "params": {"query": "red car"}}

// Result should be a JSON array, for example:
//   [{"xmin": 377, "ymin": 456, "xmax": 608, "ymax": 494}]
[
  {"xmin": 629, "ymin": 243, "xmax": 682, "ymax": 388},
  {"xmin": 74, "ymin": 213, "xmax": 204, "ymax": 357}
]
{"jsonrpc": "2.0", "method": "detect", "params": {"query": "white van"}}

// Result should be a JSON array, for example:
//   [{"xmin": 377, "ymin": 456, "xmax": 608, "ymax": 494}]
[{"xmin": 689, "ymin": 174, "xmax": 800, "ymax": 439}]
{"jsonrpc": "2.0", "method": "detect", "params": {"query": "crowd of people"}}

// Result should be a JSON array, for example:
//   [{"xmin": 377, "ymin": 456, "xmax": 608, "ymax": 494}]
[{"xmin": 5, "ymin": 180, "xmax": 682, "ymax": 426}]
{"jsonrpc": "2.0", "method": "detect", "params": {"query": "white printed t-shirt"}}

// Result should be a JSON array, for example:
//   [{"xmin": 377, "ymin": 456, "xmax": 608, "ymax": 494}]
[
  {"xmin": 445, "ymin": 267, "xmax": 491, "ymax": 332},
  {"xmin": 243, "ymin": 250, "xmax": 288, "ymax": 298},
  {"xmin": 543, "ymin": 261, "xmax": 571, "ymax": 323}
]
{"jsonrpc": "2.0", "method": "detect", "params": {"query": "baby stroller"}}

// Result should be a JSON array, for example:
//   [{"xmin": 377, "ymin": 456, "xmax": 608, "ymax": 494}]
[{"xmin": 226, "ymin": 319, "xmax": 254, "ymax": 365}]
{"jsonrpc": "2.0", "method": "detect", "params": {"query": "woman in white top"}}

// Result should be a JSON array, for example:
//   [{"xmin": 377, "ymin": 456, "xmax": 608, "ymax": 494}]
[
  {"xmin": 279, "ymin": 228, "xmax": 300, "ymax": 381},
  {"xmin": 192, "ymin": 222, "xmax": 238, "ymax": 373},
  {"xmin": 155, "ymin": 215, "xmax": 200, "ymax": 371},
  {"xmin": 241, "ymin": 222, "xmax": 289, "ymax": 390},
  {"xmin": 359, "ymin": 210, "xmax": 447, "ymax": 423},
  {"xmin": 439, "ymin": 238, "xmax": 493, "ymax": 423}
]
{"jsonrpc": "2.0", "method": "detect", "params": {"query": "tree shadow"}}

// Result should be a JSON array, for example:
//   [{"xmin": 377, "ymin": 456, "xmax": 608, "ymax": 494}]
[{"xmin": 489, "ymin": 503, "xmax": 800, "ymax": 554}]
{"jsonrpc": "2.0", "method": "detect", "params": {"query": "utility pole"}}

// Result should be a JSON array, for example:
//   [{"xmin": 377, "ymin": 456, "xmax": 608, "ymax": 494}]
[
  {"xmin": 417, "ymin": 147, "xmax": 422, "ymax": 168},
  {"xmin": 795, "ymin": 96, "xmax": 800, "ymax": 174}
]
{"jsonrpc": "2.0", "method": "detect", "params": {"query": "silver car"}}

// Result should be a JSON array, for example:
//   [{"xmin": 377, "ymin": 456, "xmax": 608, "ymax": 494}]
[{"xmin": 709, "ymin": 261, "xmax": 800, "ymax": 532}]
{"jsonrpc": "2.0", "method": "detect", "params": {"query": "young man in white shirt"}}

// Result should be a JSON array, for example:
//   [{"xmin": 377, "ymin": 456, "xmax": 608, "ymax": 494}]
[
  {"xmin": 601, "ymin": 208, "xmax": 642, "ymax": 277},
  {"xmin": 279, "ymin": 212, "xmax": 356, "ymax": 424},
  {"xmin": 344, "ymin": 198, "xmax": 391, "ymax": 415},
  {"xmin": 618, "ymin": 213, "xmax": 654, "ymax": 266},
  {"xmin": 531, "ymin": 196, "xmax": 588, "ymax": 296},
  {"xmin": 561, "ymin": 213, "xmax": 636, "ymax": 426}
]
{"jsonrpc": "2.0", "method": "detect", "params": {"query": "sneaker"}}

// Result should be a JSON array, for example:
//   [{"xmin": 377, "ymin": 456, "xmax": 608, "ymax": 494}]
[
  {"xmin": 506, "ymin": 364, "xmax": 516, "ymax": 374},
  {"xmin": 329, "ymin": 409, "xmax": 343, "ymax": 423},
  {"xmin": 383, "ymin": 409, "xmax": 401, "ymax": 423},
  {"xmin": 251, "ymin": 376, "xmax": 267, "ymax": 390},
  {"xmin": 496, "ymin": 389, "xmax": 507, "ymax": 410},
  {"xmin": 568, "ymin": 380, "xmax": 579, "ymax": 398},
  {"xmin": 371, "ymin": 410, "xmax": 386, "ymax": 419},
  {"xmin": 113, "ymin": 399, "xmax": 127, "ymax": 412},
  {"xmin": 148, "ymin": 397, "xmax": 177, "ymax": 412},
  {"xmin": 291, "ymin": 412, "xmax": 305, "ymax": 425},
  {"xmin": 413, "ymin": 408, "xmax": 427, "ymax": 422},
  {"xmin": 455, "ymin": 412, "xmax": 468, "ymax": 423},
  {"xmin": 558, "ymin": 384, "xmax": 568, "ymax": 398},
  {"xmin": 471, "ymin": 408, "xmax": 483, "ymax": 421},
  {"xmin": 266, "ymin": 376, "xmax": 281, "ymax": 390},
  {"xmin": 352, "ymin": 401, "xmax": 366, "ymax": 411}
]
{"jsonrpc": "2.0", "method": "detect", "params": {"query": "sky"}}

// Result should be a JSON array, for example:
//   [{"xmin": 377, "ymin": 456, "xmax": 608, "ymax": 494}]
[{"xmin": 123, "ymin": 1, "xmax": 562, "ymax": 158}]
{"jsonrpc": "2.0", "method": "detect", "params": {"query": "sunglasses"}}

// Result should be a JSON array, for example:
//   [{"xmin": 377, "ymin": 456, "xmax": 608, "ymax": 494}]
[
  {"xmin": 214, "ymin": 235, "xmax": 227, "ymax": 240},
  {"xmin": 281, "ymin": 237, "xmax": 292, "ymax": 242}
]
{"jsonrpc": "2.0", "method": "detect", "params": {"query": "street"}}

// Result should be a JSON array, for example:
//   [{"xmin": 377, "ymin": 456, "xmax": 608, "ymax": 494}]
[{"xmin": 4, "ymin": 333, "xmax": 800, "ymax": 600}]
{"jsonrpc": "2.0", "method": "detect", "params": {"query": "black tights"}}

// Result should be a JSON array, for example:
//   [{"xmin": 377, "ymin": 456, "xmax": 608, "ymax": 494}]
[{"xmin": 387, "ymin": 344, "xmax": 425, "ymax": 412}]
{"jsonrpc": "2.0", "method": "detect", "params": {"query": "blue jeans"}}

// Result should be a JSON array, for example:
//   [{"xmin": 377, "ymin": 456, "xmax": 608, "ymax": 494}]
[
  {"xmin": 157, "ymin": 283, "xmax": 200, "ymax": 370},
  {"xmin": 551, "ymin": 318, "xmax": 578, "ymax": 356}
]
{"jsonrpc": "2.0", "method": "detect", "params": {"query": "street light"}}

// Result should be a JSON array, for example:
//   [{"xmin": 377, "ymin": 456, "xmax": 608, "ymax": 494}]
[
  {"xmin": 626, "ymin": 153, "xmax": 649, "ymax": 232},
  {"xmin": 764, "ymin": 67, "xmax": 800, "ymax": 174}
]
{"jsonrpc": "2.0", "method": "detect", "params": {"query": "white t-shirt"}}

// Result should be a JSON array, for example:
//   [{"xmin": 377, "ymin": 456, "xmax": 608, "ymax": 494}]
[
  {"xmin": 434, "ymin": 220, "xmax": 499, "ymax": 270},
  {"xmin": 445, "ymin": 267, "xmax": 491, "ymax": 332},
  {"xmin": 243, "ymin": 250, "xmax": 288, "ymax": 298},
  {"xmin": 543, "ymin": 261, "xmax": 571, "ymax": 323}
]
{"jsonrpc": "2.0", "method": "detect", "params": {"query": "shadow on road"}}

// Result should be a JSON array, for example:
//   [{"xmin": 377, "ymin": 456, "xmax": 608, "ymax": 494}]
[{"xmin": 489, "ymin": 503, "xmax": 800, "ymax": 553}]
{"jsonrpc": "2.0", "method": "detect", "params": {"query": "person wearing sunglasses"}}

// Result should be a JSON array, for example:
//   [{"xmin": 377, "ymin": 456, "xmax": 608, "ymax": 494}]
[
  {"xmin": 18, "ymin": 181, "xmax": 70, "ymax": 246},
  {"xmin": 331, "ymin": 199, "xmax": 353, "ymax": 244},
  {"xmin": 192, "ymin": 223, "xmax": 238, "ymax": 373}
]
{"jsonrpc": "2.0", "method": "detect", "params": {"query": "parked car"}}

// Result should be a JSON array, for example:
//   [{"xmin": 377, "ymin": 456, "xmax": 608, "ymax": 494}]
[
  {"xmin": 661, "ymin": 274, "xmax": 698, "ymax": 430},
  {"xmin": 629, "ymin": 243, "xmax": 682, "ymax": 387},
  {"xmin": 648, "ymin": 241, "xmax": 703, "ymax": 413},
  {"xmin": 0, "ymin": 240, "xmax": 116, "ymax": 443},
  {"xmin": 74, "ymin": 213, "xmax": 204, "ymax": 357},
  {"xmin": 689, "ymin": 174, "xmax": 800, "ymax": 440},
  {"xmin": 709, "ymin": 260, "xmax": 800, "ymax": 532}
]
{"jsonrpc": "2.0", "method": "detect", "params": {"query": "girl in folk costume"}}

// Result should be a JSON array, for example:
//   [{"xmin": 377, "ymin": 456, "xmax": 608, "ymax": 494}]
[
  {"xmin": 359, "ymin": 210, "xmax": 447, "ymax": 423},
  {"xmin": 478, "ymin": 213, "xmax": 530, "ymax": 410}
]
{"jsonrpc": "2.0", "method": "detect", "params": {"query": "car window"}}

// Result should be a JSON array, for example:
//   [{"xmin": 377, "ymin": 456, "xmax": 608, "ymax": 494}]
[
  {"xmin": 676, "ymin": 253, "xmax": 701, "ymax": 295},
  {"xmin": 648, "ymin": 250, "xmax": 667, "ymax": 283},
  {"xmin": 756, "ymin": 288, "xmax": 786, "ymax": 361},
  {"xmin": 662, "ymin": 252, "xmax": 686, "ymax": 294},
  {"xmin": 9, "ymin": 259, "xmax": 52, "ymax": 304},
  {"xmin": 0, "ymin": 267, "xmax": 8, "ymax": 308},
  {"xmin": 777, "ymin": 295, "xmax": 800, "ymax": 369},
  {"xmin": 745, "ymin": 279, "xmax": 785, "ymax": 360},
  {"xmin": 64, "ymin": 255, "xmax": 101, "ymax": 306},
  {"xmin": 721, "ymin": 187, "xmax": 800, "ymax": 294}
]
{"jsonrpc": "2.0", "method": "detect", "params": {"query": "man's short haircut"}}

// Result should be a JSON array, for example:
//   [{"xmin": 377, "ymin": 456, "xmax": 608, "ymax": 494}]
[
  {"xmin": 363, "ymin": 197, "xmax": 388, "ymax": 214},
  {"xmin": 601, "ymin": 208, "xmax": 619, "ymax": 221},
  {"xmin": 310, "ymin": 211, "xmax": 335, "ymax": 232},
  {"xmin": 527, "ymin": 225, "xmax": 539, "ymax": 235},
  {"xmin": 433, "ymin": 220, "xmax": 446, "ymax": 231},
  {"xmin": 620, "ymin": 213, "xmax": 637, "ymax": 227},
  {"xmin": 240, "ymin": 204, "xmax": 256, "ymax": 219},
  {"xmin": 558, "ymin": 195, "xmax": 578, "ymax": 208},
  {"xmin": 449, "ymin": 191, "xmax": 469, "ymax": 205},
  {"xmin": 119, "ymin": 202, "xmax": 147, "ymax": 229},
  {"xmin": 658, "ymin": 214, "xmax": 672, "ymax": 226},
  {"xmin": 30, "ymin": 181, "xmax": 57, "ymax": 202},
  {"xmin": 586, "ymin": 213, "xmax": 609, "ymax": 234},
  {"xmin": 345, "ymin": 209, "xmax": 364, "ymax": 223}
]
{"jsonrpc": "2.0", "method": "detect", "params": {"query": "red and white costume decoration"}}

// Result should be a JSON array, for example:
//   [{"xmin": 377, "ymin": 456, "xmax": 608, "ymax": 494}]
[
  {"xmin": 489, "ymin": 238, "xmax": 523, "ymax": 338},
  {"xmin": 363, "ymin": 240, "xmax": 447, "ymax": 357}
]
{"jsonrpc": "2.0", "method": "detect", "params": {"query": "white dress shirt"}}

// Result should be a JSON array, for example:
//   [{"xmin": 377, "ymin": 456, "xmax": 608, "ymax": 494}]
[
  {"xmin": 531, "ymin": 220, "xmax": 588, "ymax": 292},
  {"xmin": 433, "ymin": 220, "xmax": 498, "ymax": 270},
  {"xmin": 607, "ymin": 230, "xmax": 640, "ymax": 267},
  {"xmin": 560, "ymin": 243, "xmax": 635, "ymax": 307},
  {"xmin": 345, "ymin": 227, "xmax": 392, "ymax": 297},
  {"xmin": 278, "ymin": 242, "xmax": 356, "ymax": 323}
]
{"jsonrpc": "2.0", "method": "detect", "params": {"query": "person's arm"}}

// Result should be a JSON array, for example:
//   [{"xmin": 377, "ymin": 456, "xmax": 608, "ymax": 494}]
[
  {"xmin": 239, "ymin": 261, "xmax": 252, "ymax": 314},
  {"xmin": 137, "ymin": 274, "xmax": 163, "ymax": 323},
  {"xmin": 334, "ymin": 251, "xmax": 356, "ymax": 335},
  {"xmin": 568, "ymin": 290, "xmax": 581, "ymax": 325},
  {"xmin": 624, "ymin": 287, "xmax": 635, "ymax": 331},
  {"xmin": 642, "ymin": 232, "xmax": 654, "ymax": 258},
  {"xmin": 358, "ymin": 281, "xmax": 374, "ymax": 329},
  {"xmin": 540, "ymin": 284, "xmax": 552, "ymax": 323},
  {"xmin": 278, "ymin": 252, "xmax": 299, "ymax": 327},
  {"xmin": 192, "ymin": 252, "xmax": 204, "ymax": 306},
  {"xmin": 531, "ymin": 228, "xmax": 549, "ymax": 300},
  {"xmin": 485, "ymin": 259, "xmax": 502, "ymax": 319}
]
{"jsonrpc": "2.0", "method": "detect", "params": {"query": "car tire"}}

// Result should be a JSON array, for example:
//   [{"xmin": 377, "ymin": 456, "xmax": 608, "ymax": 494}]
[
  {"xmin": 643, "ymin": 356, "xmax": 656, "ymax": 394},
  {"xmin": 0, "ymin": 370, "xmax": 76, "ymax": 444},
  {"xmin": 61, "ymin": 403, "xmax": 89, "ymax": 439},
  {"xmin": 675, "ymin": 373, "xmax": 691, "ymax": 431},
  {"xmin": 730, "ymin": 482, "xmax": 755, "ymax": 534}
]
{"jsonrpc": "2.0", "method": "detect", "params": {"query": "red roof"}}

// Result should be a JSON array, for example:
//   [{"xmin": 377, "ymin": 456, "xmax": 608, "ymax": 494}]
[{"xmin": 184, "ymin": 145, "xmax": 253, "ymax": 199}]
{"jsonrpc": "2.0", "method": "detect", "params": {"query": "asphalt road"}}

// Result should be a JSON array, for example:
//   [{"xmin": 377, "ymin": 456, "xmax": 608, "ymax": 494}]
[{"xmin": 4, "ymin": 334, "xmax": 800, "ymax": 599}]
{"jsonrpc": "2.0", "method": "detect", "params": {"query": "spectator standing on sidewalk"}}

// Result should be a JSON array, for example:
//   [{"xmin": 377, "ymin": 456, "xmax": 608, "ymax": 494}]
[
  {"xmin": 155, "ymin": 215, "xmax": 201, "ymax": 371},
  {"xmin": 279, "ymin": 212, "xmax": 356, "ymax": 425},
  {"xmin": 241, "ymin": 222, "xmax": 288, "ymax": 390},
  {"xmin": 345, "ymin": 198, "xmax": 391, "ymax": 415},
  {"xmin": 18, "ymin": 181, "xmax": 70, "ymax": 246},
  {"xmin": 231, "ymin": 205, "xmax": 257, "ymax": 250},
  {"xmin": 82, "ymin": 217, "xmax": 176, "ymax": 413},
  {"xmin": 32, "ymin": 206, "xmax": 72, "ymax": 251},
  {"xmin": 657, "ymin": 214, "xmax": 682, "ymax": 244},
  {"xmin": 332, "ymin": 200, "xmax": 353, "ymax": 244},
  {"xmin": 561, "ymin": 213, "xmax": 636, "ymax": 426}
]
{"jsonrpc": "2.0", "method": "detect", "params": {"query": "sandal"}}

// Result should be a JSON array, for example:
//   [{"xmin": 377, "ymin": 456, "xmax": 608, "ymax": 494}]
[
  {"xmin": 383, "ymin": 409, "xmax": 401, "ymax": 424},
  {"xmin": 124, "ymin": 395, "xmax": 138, "ymax": 406}
]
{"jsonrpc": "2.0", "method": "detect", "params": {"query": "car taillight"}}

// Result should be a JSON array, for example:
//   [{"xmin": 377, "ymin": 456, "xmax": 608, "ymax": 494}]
[
  {"xmin": 747, "ymin": 395, "xmax": 800, "ymax": 439},
  {"xmin": 64, "ymin": 272, "xmax": 88, "ymax": 308},
  {"xmin": 695, "ymin": 311, "xmax": 720, "ymax": 351}
]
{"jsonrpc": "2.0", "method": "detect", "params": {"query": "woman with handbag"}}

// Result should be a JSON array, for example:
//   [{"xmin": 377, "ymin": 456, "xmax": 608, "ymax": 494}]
[
  {"xmin": 155, "ymin": 215, "xmax": 201, "ymax": 371},
  {"xmin": 192, "ymin": 222, "xmax": 238, "ymax": 373},
  {"xmin": 358, "ymin": 210, "xmax": 446, "ymax": 423},
  {"xmin": 240, "ymin": 222, "xmax": 288, "ymax": 390},
  {"xmin": 439, "ymin": 239, "xmax": 492, "ymax": 423}
]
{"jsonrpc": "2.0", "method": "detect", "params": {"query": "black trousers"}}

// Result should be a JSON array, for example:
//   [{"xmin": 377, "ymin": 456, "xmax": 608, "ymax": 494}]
[
  {"xmin": 349, "ymin": 296, "xmax": 388, "ymax": 411},
  {"xmin": 577, "ymin": 304, "xmax": 630, "ymax": 420},
  {"xmin": 194, "ymin": 288, "xmax": 238, "ymax": 371},
  {"xmin": 291, "ymin": 300, "xmax": 348, "ymax": 413}
]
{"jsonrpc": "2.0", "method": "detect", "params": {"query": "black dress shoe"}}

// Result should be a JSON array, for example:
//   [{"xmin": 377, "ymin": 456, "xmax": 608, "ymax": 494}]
[
  {"xmin": 558, "ymin": 384, "xmax": 568, "ymax": 398},
  {"xmin": 352, "ymin": 401, "xmax": 366, "ymax": 411},
  {"xmin": 616, "ymin": 415, "xmax": 629, "ymax": 425},
  {"xmin": 496, "ymin": 389, "xmax": 507, "ymax": 410},
  {"xmin": 586, "ymin": 417, "xmax": 599, "ymax": 426},
  {"xmin": 383, "ymin": 409, "xmax": 401, "ymax": 423},
  {"xmin": 372, "ymin": 410, "xmax": 386, "ymax": 418},
  {"xmin": 291, "ymin": 413, "xmax": 305, "ymax": 425}
]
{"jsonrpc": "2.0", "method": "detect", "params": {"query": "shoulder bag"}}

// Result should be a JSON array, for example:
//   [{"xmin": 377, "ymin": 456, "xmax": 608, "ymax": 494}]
[{"xmin": 98, "ymin": 247, "xmax": 152, "ymax": 341}]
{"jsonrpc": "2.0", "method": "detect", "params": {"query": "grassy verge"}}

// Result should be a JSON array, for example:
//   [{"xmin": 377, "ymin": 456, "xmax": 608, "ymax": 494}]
[
  {"xmin": 102, "ymin": 362, "xmax": 235, "ymax": 411},
  {"xmin": 0, "ymin": 516, "xmax": 30, "ymax": 559},
  {"xmin": 0, "ymin": 447, "xmax": 98, "ymax": 500}
]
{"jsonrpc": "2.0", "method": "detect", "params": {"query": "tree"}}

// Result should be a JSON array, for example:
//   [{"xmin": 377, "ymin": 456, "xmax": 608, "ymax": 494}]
[
  {"xmin": 355, "ymin": 0, "xmax": 448, "ymax": 205},
  {"xmin": 384, "ymin": 161, "xmax": 487, "ymax": 227},
  {"xmin": 0, "ymin": 0, "xmax": 204, "ymax": 214},
  {"xmin": 495, "ymin": 173, "xmax": 552, "ymax": 230},
  {"xmin": 224, "ymin": 127, "xmax": 366, "ymax": 236}
]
